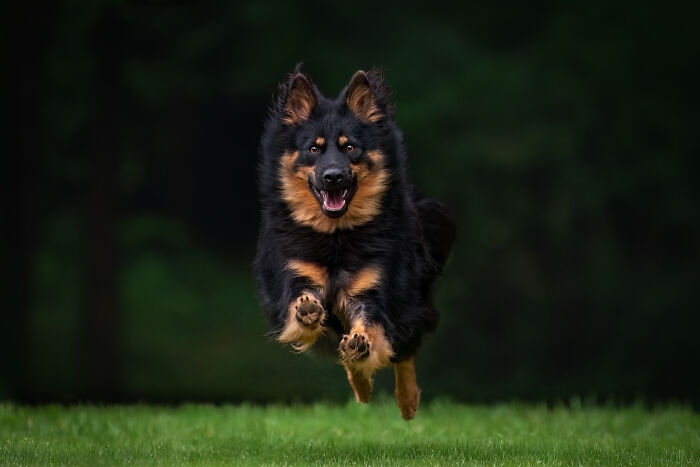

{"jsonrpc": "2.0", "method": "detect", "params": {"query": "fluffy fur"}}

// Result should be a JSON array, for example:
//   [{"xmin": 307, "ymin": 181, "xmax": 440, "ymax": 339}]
[{"xmin": 254, "ymin": 65, "xmax": 455, "ymax": 420}]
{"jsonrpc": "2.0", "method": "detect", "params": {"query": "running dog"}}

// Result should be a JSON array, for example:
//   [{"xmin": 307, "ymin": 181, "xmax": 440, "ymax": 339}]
[{"xmin": 254, "ymin": 65, "xmax": 455, "ymax": 420}]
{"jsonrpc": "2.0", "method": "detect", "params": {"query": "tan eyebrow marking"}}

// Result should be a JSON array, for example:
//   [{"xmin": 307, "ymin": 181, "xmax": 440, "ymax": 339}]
[
  {"xmin": 338, "ymin": 135, "xmax": 348, "ymax": 146},
  {"xmin": 315, "ymin": 137, "xmax": 325, "ymax": 146}
]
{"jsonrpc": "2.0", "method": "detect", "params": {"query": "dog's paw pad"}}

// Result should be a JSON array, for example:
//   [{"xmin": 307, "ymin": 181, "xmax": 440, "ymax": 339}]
[
  {"xmin": 294, "ymin": 295, "xmax": 324, "ymax": 328},
  {"xmin": 339, "ymin": 332, "xmax": 371, "ymax": 361}
]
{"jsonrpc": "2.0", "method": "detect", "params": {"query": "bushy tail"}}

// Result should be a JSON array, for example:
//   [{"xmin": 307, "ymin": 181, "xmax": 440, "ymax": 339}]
[{"xmin": 413, "ymin": 189, "xmax": 456, "ymax": 281}]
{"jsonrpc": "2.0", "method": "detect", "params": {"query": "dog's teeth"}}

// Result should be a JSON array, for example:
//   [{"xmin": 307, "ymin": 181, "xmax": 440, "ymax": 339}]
[{"xmin": 342, "ymin": 189, "xmax": 348, "ymax": 197}]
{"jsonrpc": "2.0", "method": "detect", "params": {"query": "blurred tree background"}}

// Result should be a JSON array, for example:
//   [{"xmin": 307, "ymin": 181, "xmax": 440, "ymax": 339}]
[{"xmin": 4, "ymin": 2, "xmax": 698, "ymax": 404}]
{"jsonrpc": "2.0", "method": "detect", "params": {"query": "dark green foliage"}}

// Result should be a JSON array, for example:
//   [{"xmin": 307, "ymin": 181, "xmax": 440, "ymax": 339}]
[{"xmin": 5, "ymin": 2, "xmax": 698, "ymax": 403}]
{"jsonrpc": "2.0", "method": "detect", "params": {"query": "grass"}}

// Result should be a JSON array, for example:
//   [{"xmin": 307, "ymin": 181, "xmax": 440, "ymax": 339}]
[{"xmin": 1, "ymin": 399, "xmax": 698, "ymax": 465}]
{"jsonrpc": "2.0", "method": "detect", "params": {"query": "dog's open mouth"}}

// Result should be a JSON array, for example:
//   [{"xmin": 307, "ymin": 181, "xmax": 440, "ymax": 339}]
[
  {"xmin": 309, "ymin": 179, "xmax": 356, "ymax": 218},
  {"xmin": 319, "ymin": 188, "xmax": 348, "ymax": 210}
]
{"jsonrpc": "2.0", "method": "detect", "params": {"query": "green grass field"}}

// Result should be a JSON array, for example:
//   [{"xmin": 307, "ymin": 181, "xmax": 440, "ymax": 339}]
[{"xmin": 1, "ymin": 399, "xmax": 698, "ymax": 465}]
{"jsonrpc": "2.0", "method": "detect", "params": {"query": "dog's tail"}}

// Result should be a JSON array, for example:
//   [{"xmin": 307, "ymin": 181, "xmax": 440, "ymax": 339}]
[{"xmin": 413, "ymin": 188, "xmax": 456, "ymax": 282}]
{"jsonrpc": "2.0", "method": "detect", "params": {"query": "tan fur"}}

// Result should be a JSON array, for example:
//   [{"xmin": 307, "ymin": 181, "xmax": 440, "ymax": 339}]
[
  {"xmin": 343, "ymin": 150, "xmax": 389, "ymax": 226},
  {"xmin": 347, "ymin": 266, "xmax": 382, "ymax": 296},
  {"xmin": 282, "ymin": 76, "xmax": 315, "ymax": 125},
  {"xmin": 278, "ymin": 151, "xmax": 323, "ymax": 229},
  {"xmin": 314, "ymin": 137, "xmax": 325, "ymax": 146},
  {"xmin": 336, "ymin": 266, "xmax": 382, "ymax": 315},
  {"xmin": 279, "ymin": 151, "xmax": 389, "ymax": 234},
  {"xmin": 341, "ymin": 320, "xmax": 394, "ymax": 379},
  {"xmin": 286, "ymin": 260, "xmax": 327, "ymax": 289},
  {"xmin": 338, "ymin": 135, "xmax": 348, "ymax": 146},
  {"xmin": 344, "ymin": 364, "xmax": 373, "ymax": 403},
  {"xmin": 394, "ymin": 357, "xmax": 420, "ymax": 420},
  {"xmin": 346, "ymin": 71, "xmax": 383, "ymax": 123},
  {"xmin": 366, "ymin": 150, "xmax": 382, "ymax": 165},
  {"xmin": 277, "ymin": 291, "xmax": 325, "ymax": 351}
]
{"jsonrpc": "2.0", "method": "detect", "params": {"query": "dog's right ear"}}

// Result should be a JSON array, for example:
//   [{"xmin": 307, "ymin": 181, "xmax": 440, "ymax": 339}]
[{"xmin": 276, "ymin": 72, "xmax": 317, "ymax": 126}]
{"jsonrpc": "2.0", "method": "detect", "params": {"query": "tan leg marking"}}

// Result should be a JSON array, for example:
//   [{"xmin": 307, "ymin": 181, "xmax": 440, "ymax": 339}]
[
  {"xmin": 277, "ymin": 291, "xmax": 325, "ymax": 352},
  {"xmin": 336, "ymin": 266, "xmax": 382, "ymax": 323},
  {"xmin": 339, "ymin": 320, "xmax": 394, "ymax": 379},
  {"xmin": 346, "ymin": 266, "xmax": 381, "ymax": 296},
  {"xmin": 286, "ymin": 260, "xmax": 327, "ymax": 290},
  {"xmin": 344, "ymin": 364, "xmax": 373, "ymax": 403},
  {"xmin": 394, "ymin": 356, "xmax": 420, "ymax": 421}
]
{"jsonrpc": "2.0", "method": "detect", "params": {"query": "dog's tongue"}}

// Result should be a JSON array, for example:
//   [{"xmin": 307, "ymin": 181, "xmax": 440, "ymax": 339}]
[{"xmin": 324, "ymin": 190, "xmax": 345, "ymax": 210}]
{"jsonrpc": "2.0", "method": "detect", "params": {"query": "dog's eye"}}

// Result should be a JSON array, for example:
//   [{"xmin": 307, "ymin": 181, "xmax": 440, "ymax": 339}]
[
  {"xmin": 309, "ymin": 145, "xmax": 320, "ymax": 154},
  {"xmin": 344, "ymin": 144, "xmax": 355, "ymax": 153}
]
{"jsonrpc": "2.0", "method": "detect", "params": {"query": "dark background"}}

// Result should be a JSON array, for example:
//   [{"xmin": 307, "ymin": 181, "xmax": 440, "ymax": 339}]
[{"xmin": 4, "ymin": 2, "xmax": 699, "ymax": 405}]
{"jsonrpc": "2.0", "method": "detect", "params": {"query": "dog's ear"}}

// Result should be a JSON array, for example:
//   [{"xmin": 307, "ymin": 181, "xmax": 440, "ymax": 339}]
[
  {"xmin": 344, "ymin": 69, "xmax": 393, "ymax": 123},
  {"xmin": 278, "ymin": 72, "xmax": 317, "ymax": 126}
]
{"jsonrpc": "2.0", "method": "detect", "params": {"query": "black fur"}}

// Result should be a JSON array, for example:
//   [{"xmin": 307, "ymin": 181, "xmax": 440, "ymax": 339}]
[{"xmin": 254, "ymin": 66, "xmax": 455, "ymax": 361}]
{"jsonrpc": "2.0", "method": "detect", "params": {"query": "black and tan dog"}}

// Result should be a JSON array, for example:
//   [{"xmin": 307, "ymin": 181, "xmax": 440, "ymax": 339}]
[{"xmin": 254, "ymin": 65, "xmax": 455, "ymax": 420}]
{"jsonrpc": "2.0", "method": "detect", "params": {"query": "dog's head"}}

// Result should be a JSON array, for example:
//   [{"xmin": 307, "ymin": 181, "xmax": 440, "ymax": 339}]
[{"xmin": 268, "ymin": 67, "xmax": 397, "ymax": 233}]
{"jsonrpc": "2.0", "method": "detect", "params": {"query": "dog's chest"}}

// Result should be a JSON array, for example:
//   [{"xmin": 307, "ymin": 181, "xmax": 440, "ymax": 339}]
[
  {"xmin": 324, "ymin": 265, "xmax": 382, "ymax": 328},
  {"xmin": 287, "ymin": 258, "xmax": 382, "ymax": 329}
]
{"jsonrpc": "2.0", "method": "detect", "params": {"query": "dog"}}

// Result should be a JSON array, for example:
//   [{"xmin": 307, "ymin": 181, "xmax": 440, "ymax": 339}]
[{"xmin": 254, "ymin": 65, "xmax": 455, "ymax": 420}]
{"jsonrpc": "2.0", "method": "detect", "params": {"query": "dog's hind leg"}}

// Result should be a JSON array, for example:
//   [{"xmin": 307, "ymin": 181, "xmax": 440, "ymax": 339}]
[
  {"xmin": 394, "ymin": 356, "xmax": 420, "ymax": 421},
  {"xmin": 344, "ymin": 364, "xmax": 373, "ymax": 403}
]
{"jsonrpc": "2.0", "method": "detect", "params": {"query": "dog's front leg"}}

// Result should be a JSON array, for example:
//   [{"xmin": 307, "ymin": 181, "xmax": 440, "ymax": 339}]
[
  {"xmin": 275, "ymin": 259, "xmax": 329, "ymax": 351},
  {"xmin": 338, "ymin": 309, "xmax": 394, "ymax": 403},
  {"xmin": 276, "ymin": 289, "xmax": 326, "ymax": 352}
]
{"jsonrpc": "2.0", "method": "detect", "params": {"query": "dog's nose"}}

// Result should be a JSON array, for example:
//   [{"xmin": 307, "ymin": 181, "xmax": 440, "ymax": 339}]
[{"xmin": 323, "ymin": 168, "xmax": 345, "ymax": 185}]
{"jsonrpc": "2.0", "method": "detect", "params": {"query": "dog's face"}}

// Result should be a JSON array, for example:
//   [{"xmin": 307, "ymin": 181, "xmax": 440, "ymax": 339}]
[{"xmin": 273, "ymin": 70, "xmax": 394, "ymax": 233}]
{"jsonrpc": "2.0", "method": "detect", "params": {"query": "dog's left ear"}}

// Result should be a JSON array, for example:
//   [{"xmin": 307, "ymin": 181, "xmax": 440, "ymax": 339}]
[{"xmin": 344, "ymin": 69, "xmax": 393, "ymax": 123}]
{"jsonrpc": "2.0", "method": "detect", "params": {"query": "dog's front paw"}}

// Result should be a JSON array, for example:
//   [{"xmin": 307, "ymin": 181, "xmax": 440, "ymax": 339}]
[
  {"xmin": 339, "ymin": 332, "xmax": 371, "ymax": 362},
  {"xmin": 294, "ymin": 294, "xmax": 324, "ymax": 328}
]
